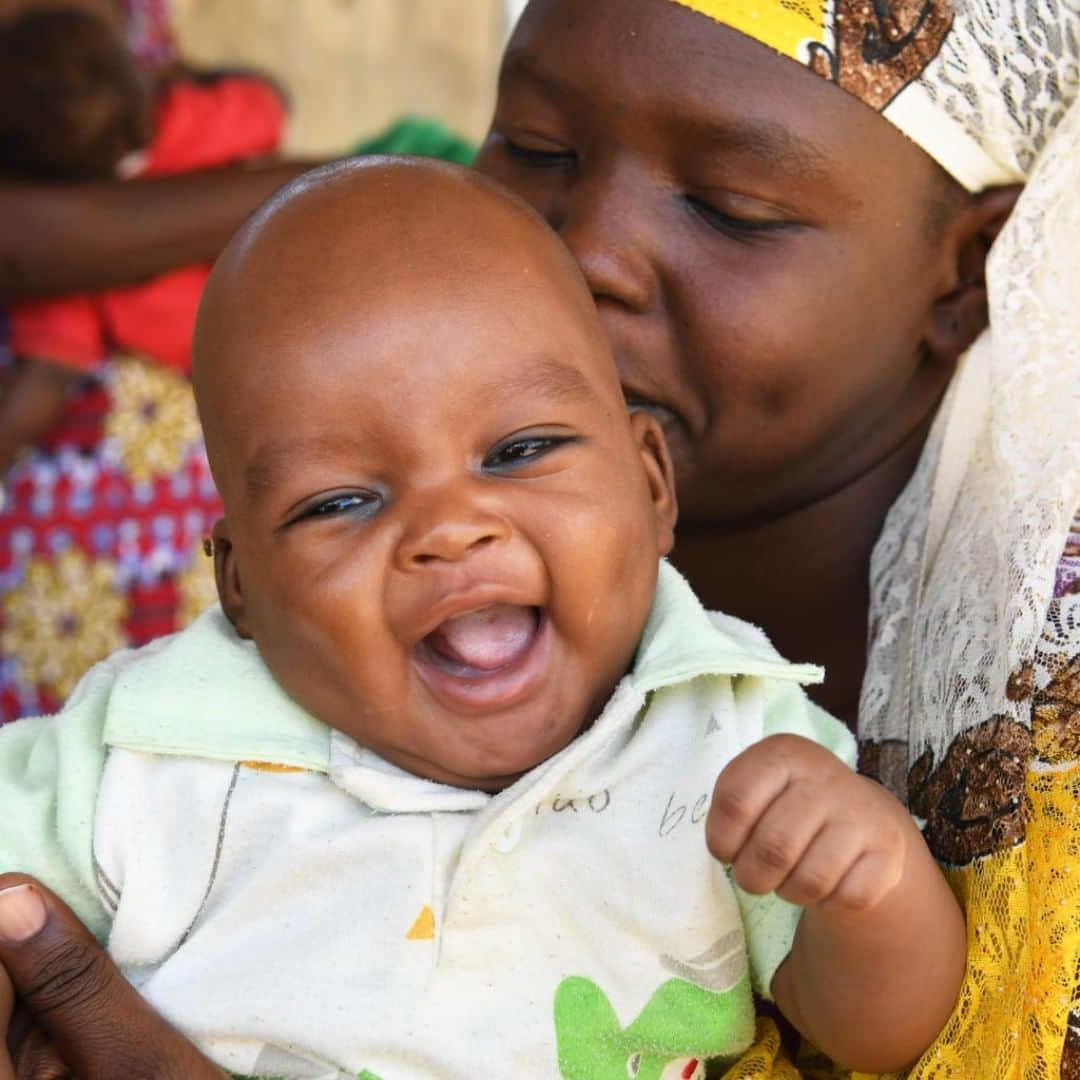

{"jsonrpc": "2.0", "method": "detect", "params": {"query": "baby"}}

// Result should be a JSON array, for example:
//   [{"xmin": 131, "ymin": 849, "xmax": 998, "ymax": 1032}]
[{"xmin": 0, "ymin": 159, "xmax": 964, "ymax": 1079}]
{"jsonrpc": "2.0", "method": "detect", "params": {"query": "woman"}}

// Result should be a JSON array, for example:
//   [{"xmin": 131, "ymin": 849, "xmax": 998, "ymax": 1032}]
[
  {"xmin": 1, "ymin": 0, "xmax": 1077, "ymax": 1075},
  {"xmin": 477, "ymin": 5, "xmax": 1079, "ymax": 1070}
]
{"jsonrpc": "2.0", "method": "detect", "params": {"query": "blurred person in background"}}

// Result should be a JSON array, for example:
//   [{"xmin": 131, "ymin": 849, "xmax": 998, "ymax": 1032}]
[
  {"xmin": 0, "ymin": 4, "xmax": 287, "ymax": 723},
  {"xmin": 0, "ymin": 0, "xmax": 316, "ymax": 307},
  {"xmin": 0, "ymin": 0, "xmax": 476, "ymax": 725}
]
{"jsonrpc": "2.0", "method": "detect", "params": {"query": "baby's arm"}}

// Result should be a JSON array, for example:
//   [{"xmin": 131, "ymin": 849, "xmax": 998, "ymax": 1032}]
[{"xmin": 708, "ymin": 733, "xmax": 965, "ymax": 1072}]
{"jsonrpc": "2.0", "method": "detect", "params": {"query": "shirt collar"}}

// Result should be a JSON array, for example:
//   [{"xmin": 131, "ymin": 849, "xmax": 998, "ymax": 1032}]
[{"xmin": 631, "ymin": 561, "xmax": 823, "ymax": 694}]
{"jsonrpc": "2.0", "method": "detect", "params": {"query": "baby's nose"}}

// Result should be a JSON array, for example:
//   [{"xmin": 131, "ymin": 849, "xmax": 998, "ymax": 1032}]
[{"xmin": 396, "ymin": 502, "xmax": 510, "ymax": 568}]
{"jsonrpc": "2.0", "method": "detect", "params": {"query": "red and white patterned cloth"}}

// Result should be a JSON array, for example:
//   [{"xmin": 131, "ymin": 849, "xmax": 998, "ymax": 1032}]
[{"xmin": 0, "ymin": 75, "xmax": 285, "ymax": 723}]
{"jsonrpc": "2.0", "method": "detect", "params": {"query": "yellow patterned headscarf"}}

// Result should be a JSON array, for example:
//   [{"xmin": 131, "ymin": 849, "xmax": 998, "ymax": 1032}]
[{"xmin": 667, "ymin": 0, "xmax": 1077, "ymax": 192}]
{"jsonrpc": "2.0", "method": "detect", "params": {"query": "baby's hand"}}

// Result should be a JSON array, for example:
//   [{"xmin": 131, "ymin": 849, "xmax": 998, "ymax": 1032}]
[{"xmin": 707, "ymin": 733, "xmax": 910, "ymax": 912}]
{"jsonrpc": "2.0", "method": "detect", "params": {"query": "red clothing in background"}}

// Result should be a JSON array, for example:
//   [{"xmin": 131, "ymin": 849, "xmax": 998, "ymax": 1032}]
[{"xmin": 9, "ymin": 76, "xmax": 285, "ymax": 373}]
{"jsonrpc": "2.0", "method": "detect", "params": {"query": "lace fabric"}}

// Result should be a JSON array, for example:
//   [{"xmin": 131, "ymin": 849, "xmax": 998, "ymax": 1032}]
[{"xmin": 859, "ymin": 7, "xmax": 1080, "ymax": 1076}]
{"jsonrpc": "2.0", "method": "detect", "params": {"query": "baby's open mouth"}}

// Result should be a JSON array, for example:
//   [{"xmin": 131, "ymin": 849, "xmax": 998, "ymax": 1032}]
[
  {"xmin": 419, "ymin": 605, "xmax": 541, "ymax": 674},
  {"xmin": 412, "ymin": 605, "xmax": 550, "ymax": 712}
]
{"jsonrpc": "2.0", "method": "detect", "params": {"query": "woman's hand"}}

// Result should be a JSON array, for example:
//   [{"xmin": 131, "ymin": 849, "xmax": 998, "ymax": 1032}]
[
  {"xmin": 0, "ymin": 874, "xmax": 226, "ymax": 1079},
  {"xmin": 1, "ymin": 956, "xmax": 15, "ymax": 1080}
]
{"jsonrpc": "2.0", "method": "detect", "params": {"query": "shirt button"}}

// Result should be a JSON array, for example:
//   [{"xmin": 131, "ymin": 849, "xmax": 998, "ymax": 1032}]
[{"xmin": 492, "ymin": 819, "xmax": 522, "ymax": 854}]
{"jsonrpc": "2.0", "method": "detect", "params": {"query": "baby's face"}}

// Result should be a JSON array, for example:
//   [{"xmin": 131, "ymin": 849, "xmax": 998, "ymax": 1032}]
[{"xmin": 200, "ymin": 164, "xmax": 675, "ymax": 791}]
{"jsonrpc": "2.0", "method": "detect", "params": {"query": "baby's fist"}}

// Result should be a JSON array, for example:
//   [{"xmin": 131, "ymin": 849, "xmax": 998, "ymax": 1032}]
[{"xmin": 707, "ymin": 734, "xmax": 910, "ymax": 912}]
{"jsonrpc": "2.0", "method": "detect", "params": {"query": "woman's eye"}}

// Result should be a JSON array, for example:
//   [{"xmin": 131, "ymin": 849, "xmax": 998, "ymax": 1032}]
[
  {"xmin": 297, "ymin": 491, "xmax": 382, "ymax": 522},
  {"xmin": 502, "ymin": 134, "xmax": 575, "ymax": 167},
  {"xmin": 484, "ymin": 436, "xmax": 571, "ymax": 471},
  {"xmin": 685, "ymin": 194, "xmax": 789, "ymax": 236}
]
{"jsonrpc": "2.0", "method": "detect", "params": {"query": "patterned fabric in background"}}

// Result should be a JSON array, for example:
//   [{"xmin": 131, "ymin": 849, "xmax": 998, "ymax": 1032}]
[
  {"xmin": 0, "ymin": 2, "xmax": 193, "ymax": 724},
  {"xmin": 0, "ymin": 354, "xmax": 220, "ymax": 723},
  {"xmin": 0, "ymin": 65, "xmax": 286, "ymax": 724}
]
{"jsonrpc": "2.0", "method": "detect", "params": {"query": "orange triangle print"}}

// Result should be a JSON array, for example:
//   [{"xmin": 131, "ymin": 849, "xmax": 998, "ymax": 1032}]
[
  {"xmin": 240, "ymin": 760, "xmax": 307, "ymax": 774},
  {"xmin": 406, "ymin": 905, "xmax": 436, "ymax": 941}
]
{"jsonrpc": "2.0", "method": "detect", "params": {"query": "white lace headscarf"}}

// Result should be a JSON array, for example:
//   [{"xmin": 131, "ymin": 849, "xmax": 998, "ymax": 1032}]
[{"xmin": 858, "ymin": 0, "xmax": 1080, "ymax": 790}]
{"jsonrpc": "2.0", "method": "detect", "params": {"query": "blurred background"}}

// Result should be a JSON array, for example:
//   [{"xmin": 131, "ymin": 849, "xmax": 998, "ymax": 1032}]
[
  {"xmin": 0, "ymin": 0, "xmax": 530, "ymax": 723},
  {"xmin": 173, "ymin": 0, "xmax": 517, "ymax": 153}
]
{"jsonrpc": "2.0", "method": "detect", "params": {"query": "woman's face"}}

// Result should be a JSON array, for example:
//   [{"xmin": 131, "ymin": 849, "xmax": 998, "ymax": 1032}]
[{"xmin": 476, "ymin": 0, "xmax": 962, "ymax": 528}]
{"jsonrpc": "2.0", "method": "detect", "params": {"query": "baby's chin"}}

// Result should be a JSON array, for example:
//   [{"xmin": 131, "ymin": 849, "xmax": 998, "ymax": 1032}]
[{"xmin": 382, "ymin": 727, "xmax": 584, "ymax": 794}]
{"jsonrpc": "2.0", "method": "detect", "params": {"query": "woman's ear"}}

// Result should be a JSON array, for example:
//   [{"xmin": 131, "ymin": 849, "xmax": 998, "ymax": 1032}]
[
  {"xmin": 629, "ymin": 409, "xmax": 678, "ymax": 558},
  {"xmin": 208, "ymin": 519, "xmax": 252, "ymax": 639},
  {"xmin": 924, "ymin": 184, "xmax": 1022, "ymax": 362}
]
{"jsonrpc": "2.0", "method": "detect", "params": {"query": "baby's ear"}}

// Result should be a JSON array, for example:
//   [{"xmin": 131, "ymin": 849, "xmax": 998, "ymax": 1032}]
[
  {"xmin": 629, "ymin": 409, "xmax": 678, "ymax": 558},
  {"xmin": 209, "ymin": 519, "xmax": 253, "ymax": 639}
]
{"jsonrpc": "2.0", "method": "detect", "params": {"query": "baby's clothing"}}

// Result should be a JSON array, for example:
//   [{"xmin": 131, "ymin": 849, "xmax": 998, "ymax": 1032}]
[{"xmin": 0, "ymin": 563, "xmax": 853, "ymax": 1079}]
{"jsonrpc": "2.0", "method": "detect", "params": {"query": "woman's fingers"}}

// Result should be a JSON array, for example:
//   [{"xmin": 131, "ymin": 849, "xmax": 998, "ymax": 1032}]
[
  {"xmin": 0, "ymin": 961, "xmax": 15, "ymax": 1080},
  {"xmin": 0, "ymin": 874, "xmax": 225, "ymax": 1080},
  {"xmin": 0, "ymin": 960, "xmax": 13, "ymax": 1036},
  {"xmin": 11, "ymin": 1027, "xmax": 71, "ymax": 1080}
]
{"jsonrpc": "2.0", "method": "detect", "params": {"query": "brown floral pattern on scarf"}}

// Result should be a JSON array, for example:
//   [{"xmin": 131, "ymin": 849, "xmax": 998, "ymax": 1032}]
[
  {"xmin": 857, "ymin": 738, "xmax": 909, "ymax": 801},
  {"xmin": 1011, "ymin": 588, "xmax": 1080, "ymax": 765},
  {"xmin": 1064, "ymin": 1007, "xmax": 1080, "ymax": 1080},
  {"xmin": 807, "ymin": 0, "xmax": 954, "ymax": 111},
  {"xmin": 1032, "ymin": 652, "xmax": 1080, "ymax": 764},
  {"xmin": 907, "ymin": 717, "xmax": 1032, "ymax": 866}
]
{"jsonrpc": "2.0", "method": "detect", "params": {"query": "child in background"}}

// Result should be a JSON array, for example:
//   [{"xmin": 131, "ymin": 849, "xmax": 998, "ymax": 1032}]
[
  {"xmin": 0, "ymin": 158, "xmax": 964, "ymax": 1079},
  {"xmin": 0, "ymin": 7, "xmax": 284, "ymax": 721}
]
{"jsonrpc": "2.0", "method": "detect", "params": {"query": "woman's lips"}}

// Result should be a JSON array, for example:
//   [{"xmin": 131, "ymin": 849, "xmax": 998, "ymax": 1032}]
[{"xmin": 412, "ymin": 606, "xmax": 552, "ymax": 713}]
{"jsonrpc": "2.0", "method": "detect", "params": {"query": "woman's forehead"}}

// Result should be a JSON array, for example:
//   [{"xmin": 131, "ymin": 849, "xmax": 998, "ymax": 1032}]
[
  {"xmin": 501, "ymin": 0, "xmax": 924, "ymax": 185},
  {"xmin": 511, "ymin": 0, "xmax": 1061, "ymax": 191}
]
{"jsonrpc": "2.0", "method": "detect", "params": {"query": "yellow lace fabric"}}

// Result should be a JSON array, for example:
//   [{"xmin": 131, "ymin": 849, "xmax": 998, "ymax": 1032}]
[
  {"xmin": 912, "ymin": 765, "xmax": 1080, "ymax": 1079},
  {"xmin": 711, "ymin": 543, "xmax": 1080, "ymax": 1080},
  {"xmin": 717, "ymin": 1019, "xmax": 802, "ymax": 1080},
  {"xmin": 710, "ymin": 773, "xmax": 1080, "ymax": 1080}
]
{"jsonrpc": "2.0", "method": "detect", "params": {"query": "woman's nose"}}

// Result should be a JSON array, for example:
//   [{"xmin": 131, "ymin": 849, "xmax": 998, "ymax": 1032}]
[
  {"xmin": 548, "ymin": 164, "xmax": 656, "ymax": 313},
  {"xmin": 395, "ymin": 494, "xmax": 510, "ymax": 570}
]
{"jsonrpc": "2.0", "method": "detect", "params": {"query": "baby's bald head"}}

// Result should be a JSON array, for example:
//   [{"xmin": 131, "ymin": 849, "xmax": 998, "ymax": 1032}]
[
  {"xmin": 190, "ymin": 158, "xmax": 677, "ymax": 787},
  {"xmin": 193, "ymin": 157, "xmax": 616, "ymax": 503}
]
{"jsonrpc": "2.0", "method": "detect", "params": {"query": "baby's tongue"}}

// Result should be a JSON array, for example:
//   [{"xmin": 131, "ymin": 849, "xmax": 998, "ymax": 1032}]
[{"xmin": 427, "ymin": 605, "xmax": 537, "ymax": 671}]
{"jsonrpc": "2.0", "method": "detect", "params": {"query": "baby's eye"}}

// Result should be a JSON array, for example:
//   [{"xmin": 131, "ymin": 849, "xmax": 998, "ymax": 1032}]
[
  {"xmin": 296, "ymin": 490, "xmax": 382, "ymax": 522},
  {"xmin": 483, "ymin": 435, "xmax": 574, "ymax": 471}
]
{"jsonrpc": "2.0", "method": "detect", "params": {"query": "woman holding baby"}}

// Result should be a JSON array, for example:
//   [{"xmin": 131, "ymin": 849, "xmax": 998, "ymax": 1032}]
[{"xmin": 0, "ymin": 0, "xmax": 1076, "ymax": 1076}]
